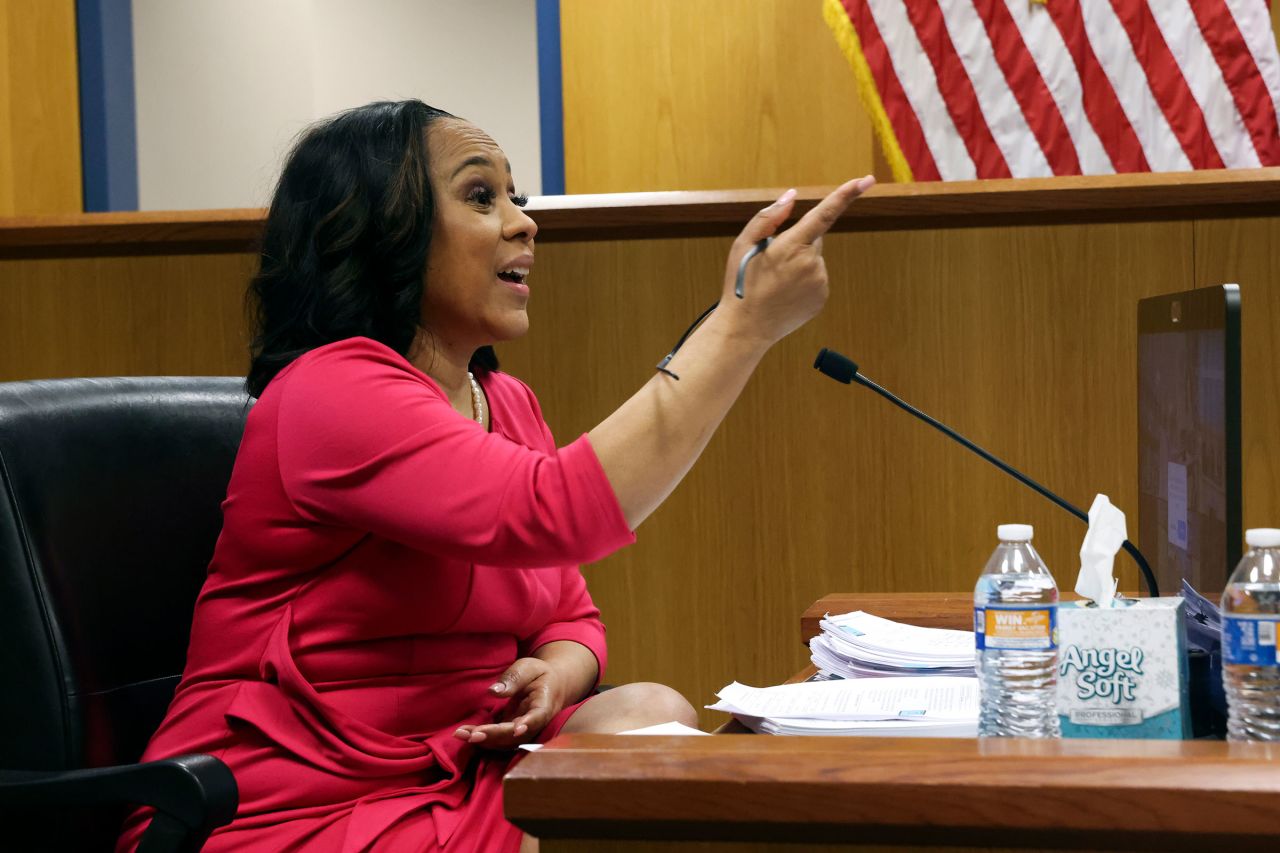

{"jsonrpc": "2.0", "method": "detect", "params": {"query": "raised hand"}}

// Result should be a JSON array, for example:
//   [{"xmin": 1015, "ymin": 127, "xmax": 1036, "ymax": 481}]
[
  {"xmin": 717, "ymin": 176, "xmax": 875, "ymax": 346},
  {"xmin": 585, "ymin": 175, "xmax": 877, "ymax": 531}
]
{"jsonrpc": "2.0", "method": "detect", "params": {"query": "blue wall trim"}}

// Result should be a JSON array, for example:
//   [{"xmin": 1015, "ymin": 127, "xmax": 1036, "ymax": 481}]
[
  {"xmin": 76, "ymin": 0, "xmax": 138, "ymax": 211},
  {"xmin": 535, "ymin": 0, "xmax": 565, "ymax": 196}
]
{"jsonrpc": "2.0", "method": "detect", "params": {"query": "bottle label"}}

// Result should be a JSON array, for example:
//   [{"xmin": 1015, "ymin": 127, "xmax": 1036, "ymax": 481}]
[
  {"xmin": 1222, "ymin": 614, "xmax": 1280, "ymax": 667},
  {"xmin": 974, "ymin": 605, "xmax": 1058, "ymax": 651}
]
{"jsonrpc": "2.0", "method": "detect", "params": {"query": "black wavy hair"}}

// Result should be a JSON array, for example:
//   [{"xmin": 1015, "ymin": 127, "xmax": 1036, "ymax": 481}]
[{"xmin": 245, "ymin": 99, "xmax": 498, "ymax": 398}]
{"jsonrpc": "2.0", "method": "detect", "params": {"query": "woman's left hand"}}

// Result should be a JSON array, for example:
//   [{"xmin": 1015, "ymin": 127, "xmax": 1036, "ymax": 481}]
[{"xmin": 452, "ymin": 657, "xmax": 570, "ymax": 749}]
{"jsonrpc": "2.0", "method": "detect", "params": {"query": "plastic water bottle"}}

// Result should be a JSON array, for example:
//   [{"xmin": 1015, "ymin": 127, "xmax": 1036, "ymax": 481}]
[
  {"xmin": 974, "ymin": 524, "xmax": 1061, "ymax": 738},
  {"xmin": 1222, "ymin": 528, "xmax": 1280, "ymax": 741}
]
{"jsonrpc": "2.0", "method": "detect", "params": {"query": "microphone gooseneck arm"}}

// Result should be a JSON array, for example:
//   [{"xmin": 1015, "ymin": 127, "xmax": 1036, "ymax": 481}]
[{"xmin": 813, "ymin": 347, "xmax": 1160, "ymax": 598}]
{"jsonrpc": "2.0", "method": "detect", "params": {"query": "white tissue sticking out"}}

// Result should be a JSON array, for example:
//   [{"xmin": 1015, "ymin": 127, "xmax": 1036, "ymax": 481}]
[{"xmin": 1075, "ymin": 494, "xmax": 1126, "ymax": 608}]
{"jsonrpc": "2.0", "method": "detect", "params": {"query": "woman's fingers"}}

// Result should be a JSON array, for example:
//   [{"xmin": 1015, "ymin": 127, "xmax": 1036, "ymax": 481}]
[
  {"xmin": 454, "ymin": 663, "xmax": 559, "ymax": 749},
  {"xmin": 709, "ymin": 175, "xmax": 874, "ymax": 347},
  {"xmin": 781, "ymin": 175, "xmax": 875, "ymax": 247},
  {"xmin": 733, "ymin": 188, "xmax": 798, "ymax": 252},
  {"xmin": 488, "ymin": 658, "xmax": 542, "ymax": 697},
  {"xmin": 452, "ymin": 721, "xmax": 527, "ymax": 745},
  {"xmin": 508, "ymin": 682, "xmax": 553, "ymax": 732}
]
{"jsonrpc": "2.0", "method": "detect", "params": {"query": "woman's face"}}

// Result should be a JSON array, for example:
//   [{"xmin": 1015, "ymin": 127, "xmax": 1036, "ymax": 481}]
[{"xmin": 422, "ymin": 119, "xmax": 538, "ymax": 353}]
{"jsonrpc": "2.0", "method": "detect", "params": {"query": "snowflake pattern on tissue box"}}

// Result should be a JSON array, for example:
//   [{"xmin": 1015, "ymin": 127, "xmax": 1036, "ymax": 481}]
[{"xmin": 1056, "ymin": 597, "xmax": 1191, "ymax": 739}]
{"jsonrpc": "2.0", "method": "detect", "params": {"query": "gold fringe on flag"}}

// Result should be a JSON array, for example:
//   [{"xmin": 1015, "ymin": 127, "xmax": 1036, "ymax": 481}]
[{"xmin": 821, "ymin": 0, "xmax": 914, "ymax": 182}]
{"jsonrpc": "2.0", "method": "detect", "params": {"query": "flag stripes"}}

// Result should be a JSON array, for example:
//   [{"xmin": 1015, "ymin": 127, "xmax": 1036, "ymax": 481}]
[
  {"xmin": 870, "ymin": 0, "xmax": 978, "ymax": 178},
  {"xmin": 1005, "ymin": 2, "xmax": 1114, "ymax": 173},
  {"xmin": 824, "ymin": 0, "xmax": 1280, "ymax": 180},
  {"xmin": 908, "ymin": 0, "xmax": 1015, "ymax": 177},
  {"xmin": 1166, "ymin": 0, "xmax": 1259, "ymax": 168},
  {"xmin": 1229, "ymin": 0, "xmax": 1280, "ymax": 136},
  {"xmin": 939, "ymin": 0, "xmax": 1056, "ymax": 177},
  {"xmin": 855, "ymin": 5, "xmax": 946, "ymax": 181},
  {"xmin": 1113, "ymin": 1, "xmax": 1225, "ymax": 170},
  {"xmin": 1196, "ymin": 0, "xmax": 1280, "ymax": 164},
  {"xmin": 973, "ymin": 0, "xmax": 1081, "ymax": 175}
]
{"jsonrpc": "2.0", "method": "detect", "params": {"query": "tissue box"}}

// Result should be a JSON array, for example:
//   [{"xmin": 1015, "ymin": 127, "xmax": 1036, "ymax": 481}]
[{"xmin": 1056, "ymin": 597, "xmax": 1190, "ymax": 739}]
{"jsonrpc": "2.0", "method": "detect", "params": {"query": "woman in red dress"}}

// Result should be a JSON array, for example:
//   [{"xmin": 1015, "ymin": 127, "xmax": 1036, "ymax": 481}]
[{"xmin": 118, "ymin": 100, "xmax": 873, "ymax": 852}]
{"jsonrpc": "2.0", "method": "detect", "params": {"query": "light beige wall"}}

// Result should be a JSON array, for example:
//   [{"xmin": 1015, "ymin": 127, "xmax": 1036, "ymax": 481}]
[
  {"xmin": 0, "ymin": 0, "xmax": 82, "ymax": 215},
  {"xmin": 559, "ymin": 0, "xmax": 879, "ymax": 193},
  {"xmin": 132, "ymin": 0, "xmax": 544, "ymax": 210}
]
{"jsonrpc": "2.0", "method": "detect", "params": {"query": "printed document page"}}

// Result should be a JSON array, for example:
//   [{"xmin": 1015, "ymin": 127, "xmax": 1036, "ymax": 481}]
[
  {"xmin": 822, "ymin": 611, "xmax": 975, "ymax": 661},
  {"xmin": 708, "ymin": 676, "xmax": 978, "ymax": 721}
]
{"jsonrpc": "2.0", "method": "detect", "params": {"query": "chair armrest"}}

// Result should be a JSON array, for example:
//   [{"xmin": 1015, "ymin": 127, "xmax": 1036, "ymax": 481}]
[{"xmin": 0, "ymin": 753, "xmax": 237, "ymax": 852}]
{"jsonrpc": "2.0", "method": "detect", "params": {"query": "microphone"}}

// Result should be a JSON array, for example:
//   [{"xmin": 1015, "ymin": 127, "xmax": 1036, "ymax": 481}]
[{"xmin": 813, "ymin": 347, "xmax": 1159, "ymax": 597}]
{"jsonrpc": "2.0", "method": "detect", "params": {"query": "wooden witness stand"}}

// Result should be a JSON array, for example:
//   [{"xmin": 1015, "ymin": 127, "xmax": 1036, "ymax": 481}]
[{"xmin": 504, "ymin": 593, "xmax": 1280, "ymax": 852}]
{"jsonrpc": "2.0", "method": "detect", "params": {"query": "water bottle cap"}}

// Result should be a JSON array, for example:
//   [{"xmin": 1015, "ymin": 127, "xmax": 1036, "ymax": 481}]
[
  {"xmin": 997, "ymin": 524, "xmax": 1034, "ymax": 542},
  {"xmin": 1245, "ymin": 528, "xmax": 1280, "ymax": 548}
]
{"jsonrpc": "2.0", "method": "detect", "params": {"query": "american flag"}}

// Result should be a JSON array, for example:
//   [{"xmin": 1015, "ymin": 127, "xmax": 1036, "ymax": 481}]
[{"xmin": 823, "ymin": 0, "xmax": 1280, "ymax": 180}]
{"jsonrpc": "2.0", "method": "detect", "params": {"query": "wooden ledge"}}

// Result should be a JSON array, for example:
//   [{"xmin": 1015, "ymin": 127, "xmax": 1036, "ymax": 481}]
[
  {"xmin": 504, "ymin": 733, "xmax": 1280, "ymax": 849},
  {"xmin": 528, "ymin": 167, "xmax": 1280, "ymax": 239},
  {"xmin": 0, "ymin": 208, "xmax": 267, "ymax": 258},
  {"xmin": 802, "ymin": 591, "xmax": 976, "ymax": 641},
  {"xmin": 4, "ymin": 168, "xmax": 1280, "ymax": 257}
]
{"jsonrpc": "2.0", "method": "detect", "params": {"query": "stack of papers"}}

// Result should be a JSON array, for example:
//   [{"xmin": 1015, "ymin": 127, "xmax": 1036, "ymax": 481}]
[
  {"xmin": 708, "ymin": 677, "xmax": 978, "ymax": 737},
  {"xmin": 810, "ymin": 611, "xmax": 976, "ymax": 679}
]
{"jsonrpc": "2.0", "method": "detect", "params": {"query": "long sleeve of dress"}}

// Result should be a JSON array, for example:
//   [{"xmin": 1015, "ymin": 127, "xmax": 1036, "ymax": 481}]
[{"xmin": 274, "ymin": 339, "xmax": 634, "ymax": 569}]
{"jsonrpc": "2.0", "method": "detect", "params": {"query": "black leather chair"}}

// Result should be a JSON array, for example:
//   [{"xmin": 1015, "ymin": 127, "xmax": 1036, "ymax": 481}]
[{"xmin": 0, "ymin": 377, "xmax": 250, "ymax": 852}]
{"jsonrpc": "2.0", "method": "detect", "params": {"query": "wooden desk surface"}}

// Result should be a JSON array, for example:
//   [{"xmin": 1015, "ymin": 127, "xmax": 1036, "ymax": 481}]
[
  {"xmin": 505, "ymin": 733, "xmax": 1280, "ymax": 850},
  {"xmin": 508, "ymin": 592, "xmax": 1279, "ymax": 850}
]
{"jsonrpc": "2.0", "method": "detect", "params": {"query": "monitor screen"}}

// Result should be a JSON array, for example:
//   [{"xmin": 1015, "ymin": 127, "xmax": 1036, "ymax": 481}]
[{"xmin": 1137, "ymin": 285, "xmax": 1241, "ymax": 594}]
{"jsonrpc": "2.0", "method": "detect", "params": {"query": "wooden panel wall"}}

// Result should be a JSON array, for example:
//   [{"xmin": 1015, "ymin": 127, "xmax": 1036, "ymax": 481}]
[
  {"xmin": 559, "ymin": 0, "xmax": 877, "ymax": 193},
  {"xmin": 0, "ymin": 253, "xmax": 253, "ymax": 381},
  {"xmin": 1196, "ymin": 216, "xmax": 1280, "ymax": 537},
  {"xmin": 7, "ymin": 207, "xmax": 1272, "ymax": 728},
  {"xmin": 0, "ymin": 0, "xmax": 82, "ymax": 215}
]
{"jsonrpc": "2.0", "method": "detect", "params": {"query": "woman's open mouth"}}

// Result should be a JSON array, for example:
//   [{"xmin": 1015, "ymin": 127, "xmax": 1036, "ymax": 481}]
[{"xmin": 497, "ymin": 266, "xmax": 530, "ymax": 295}]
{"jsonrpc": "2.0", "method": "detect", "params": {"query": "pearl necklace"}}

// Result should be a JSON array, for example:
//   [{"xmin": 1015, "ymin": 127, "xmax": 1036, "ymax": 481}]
[{"xmin": 467, "ymin": 371, "xmax": 484, "ymax": 424}]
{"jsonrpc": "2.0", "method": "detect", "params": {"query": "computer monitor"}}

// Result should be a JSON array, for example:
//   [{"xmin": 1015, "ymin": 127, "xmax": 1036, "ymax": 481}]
[{"xmin": 1137, "ymin": 284, "xmax": 1241, "ymax": 594}]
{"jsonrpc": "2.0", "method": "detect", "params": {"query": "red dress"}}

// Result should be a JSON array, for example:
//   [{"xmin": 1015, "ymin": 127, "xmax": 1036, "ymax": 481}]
[{"xmin": 117, "ymin": 337, "xmax": 634, "ymax": 852}]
